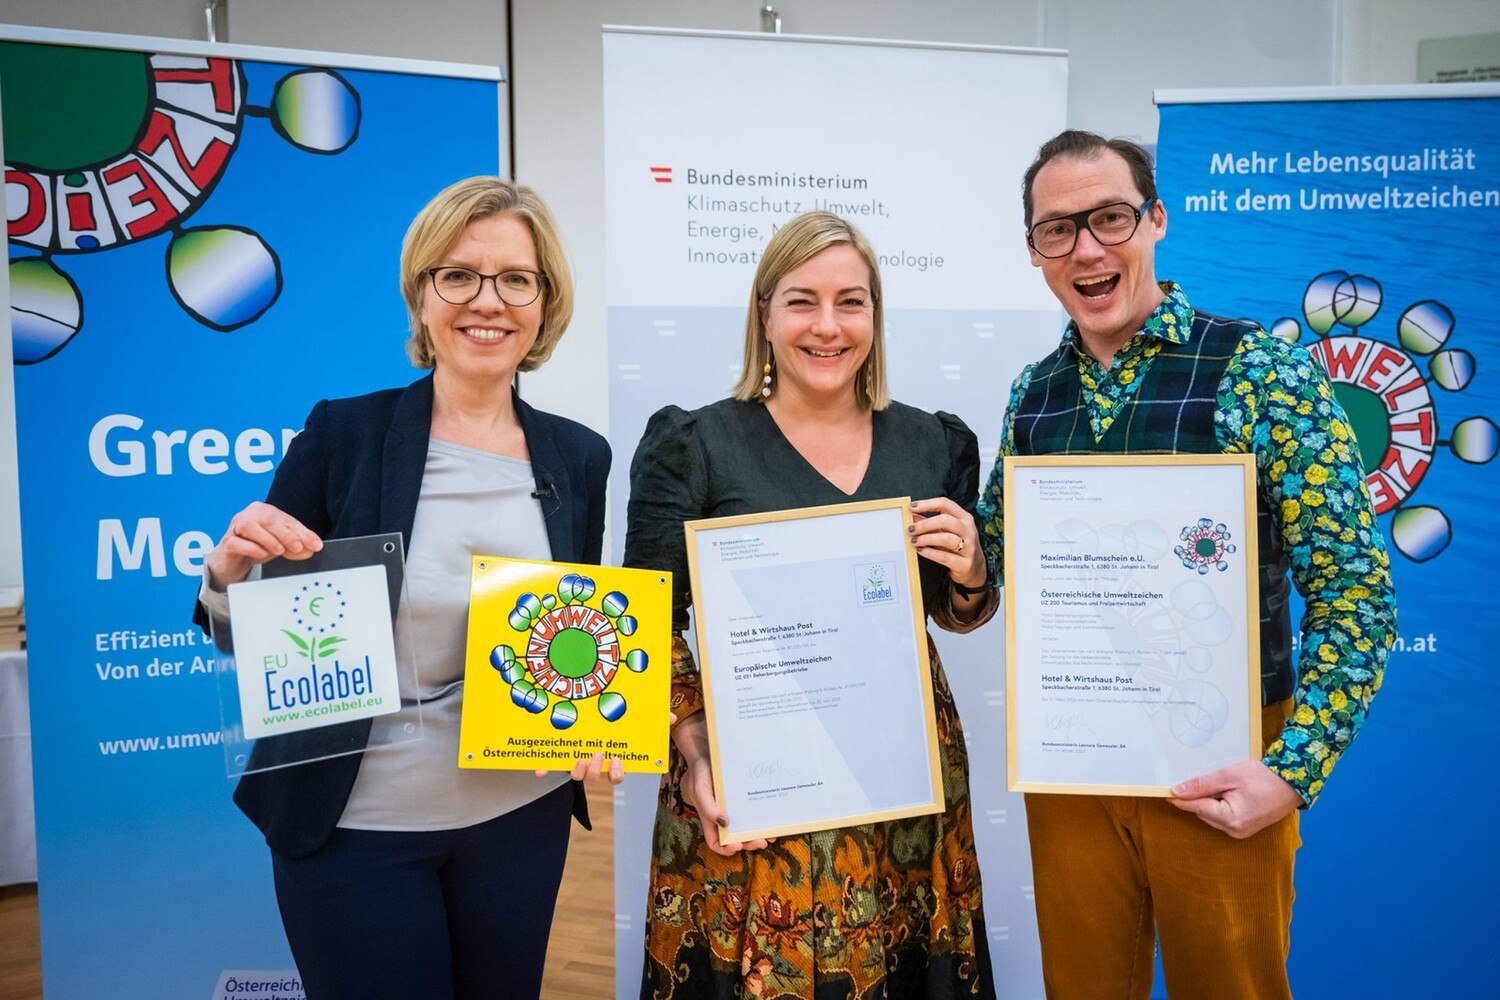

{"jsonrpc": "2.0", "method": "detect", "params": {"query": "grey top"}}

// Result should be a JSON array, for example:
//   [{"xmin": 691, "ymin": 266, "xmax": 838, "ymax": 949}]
[{"xmin": 337, "ymin": 438, "xmax": 567, "ymax": 831}]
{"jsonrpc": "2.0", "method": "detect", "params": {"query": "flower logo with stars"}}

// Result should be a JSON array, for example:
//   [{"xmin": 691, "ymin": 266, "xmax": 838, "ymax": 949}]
[
  {"xmin": 488, "ymin": 573, "xmax": 650, "ymax": 730},
  {"xmin": 277, "ymin": 579, "xmax": 348, "ymax": 665}
]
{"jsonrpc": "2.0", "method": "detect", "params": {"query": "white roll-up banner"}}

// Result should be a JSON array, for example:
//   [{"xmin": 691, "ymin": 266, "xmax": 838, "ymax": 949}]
[{"xmin": 604, "ymin": 27, "xmax": 1066, "ymax": 998}]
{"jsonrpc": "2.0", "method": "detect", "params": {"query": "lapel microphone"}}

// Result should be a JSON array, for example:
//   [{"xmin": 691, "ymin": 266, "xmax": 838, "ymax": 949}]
[{"xmin": 531, "ymin": 474, "xmax": 557, "ymax": 500}]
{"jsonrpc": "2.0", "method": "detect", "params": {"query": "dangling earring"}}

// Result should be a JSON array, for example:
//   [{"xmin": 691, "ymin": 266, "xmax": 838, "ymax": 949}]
[{"xmin": 761, "ymin": 359, "xmax": 774, "ymax": 398}]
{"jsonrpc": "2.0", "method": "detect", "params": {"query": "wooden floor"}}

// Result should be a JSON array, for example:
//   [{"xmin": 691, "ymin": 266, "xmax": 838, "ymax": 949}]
[
  {"xmin": 542, "ymin": 779, "xmax": 615, "ymax": 999},
  {"xmin": 0, "ymin": 885, "xmax": 40, "ymax": 1000},
  {"xmin": 0, "ymin": 781, "xmax": 614, "ymax": 1000}
]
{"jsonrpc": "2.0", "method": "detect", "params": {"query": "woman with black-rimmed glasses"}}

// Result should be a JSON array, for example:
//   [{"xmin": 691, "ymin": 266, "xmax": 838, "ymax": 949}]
[{"xmin": 194, "ymin": 177, "xmax": 613, "ymax": 1000}]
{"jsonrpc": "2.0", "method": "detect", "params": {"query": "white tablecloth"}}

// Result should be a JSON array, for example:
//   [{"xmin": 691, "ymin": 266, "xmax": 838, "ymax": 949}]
[{"xmin": 0, "ymin": 650, "xmax": 36, "ymax": 885}]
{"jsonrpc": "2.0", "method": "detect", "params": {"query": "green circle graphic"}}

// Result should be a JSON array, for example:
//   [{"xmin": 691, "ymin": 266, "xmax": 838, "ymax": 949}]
[
  {"xmin": 548, "ymin": 627, "xmax": 599, "ymax": 679},
  {"xmin": 0, "ymin": 42, "xmax": 149, "ymax": 170},
  {"xmin": 1195, "ymin": 538, "xmax": 1217, "ymax": 558},
  {"xmin": 1332, "ymin": 383, "xmax": 1391, "ymax": 475}
]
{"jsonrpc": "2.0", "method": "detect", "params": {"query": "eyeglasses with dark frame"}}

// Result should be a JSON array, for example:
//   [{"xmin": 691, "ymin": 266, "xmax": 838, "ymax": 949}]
[
  {"xmin": 426, "ymin": 266, "xmax": 547, "ymax": 307},
  {"xmin": 1026, "ymin": 199, "xmax": 1157, "ymax": 259}
]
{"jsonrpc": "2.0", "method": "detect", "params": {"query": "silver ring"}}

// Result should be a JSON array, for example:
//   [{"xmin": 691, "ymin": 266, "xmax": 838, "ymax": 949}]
[{"xmin": 957, "ymin": 537, "xmax": 965, "ymax": 553}]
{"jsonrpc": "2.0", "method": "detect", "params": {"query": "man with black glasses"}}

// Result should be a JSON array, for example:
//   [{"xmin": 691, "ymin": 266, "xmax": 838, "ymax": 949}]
[{"xmin": 976, "ymin": 130, "xmax": 1396, "ymax": 999}]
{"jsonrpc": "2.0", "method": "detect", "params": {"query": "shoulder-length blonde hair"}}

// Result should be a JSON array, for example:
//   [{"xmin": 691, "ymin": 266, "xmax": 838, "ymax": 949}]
[
  {"xmin": 399, "ymin": 176, "xmax": 575, "ymax": 372},
  {"xmin": 731, "ymin": 211, "xmax": 890, "ymax": 410}
]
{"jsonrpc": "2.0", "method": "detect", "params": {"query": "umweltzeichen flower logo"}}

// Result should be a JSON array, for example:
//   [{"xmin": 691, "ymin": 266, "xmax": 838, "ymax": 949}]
[
  {"xmin": 1174, "ymin": 517, "xmax": 1237, "ymax": 574},
  {"xmin": 1271, "ymin": 271, "xmax": 1498, "ymax": 561},
  {"xmin": 488, "ymin": 573, "xmax": 649, "ymax": 730},
  {"xmin": 4, "ymin": 44, "xmax": 363, "ymax": 361}
]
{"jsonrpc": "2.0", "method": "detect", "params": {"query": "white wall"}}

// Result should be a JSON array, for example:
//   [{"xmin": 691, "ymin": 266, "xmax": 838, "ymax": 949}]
[
  {"xmin": 1042, "ymin": 0, "xmax": 1340, "ymax": 141},
  {"xmin": 227, "ymin": 0, "xmax": 508, "ymax": 66},
  {"xmin": 1343, "ymin": 0, "xmax": 1500, "ymax": 83},
  {"xmin": 0, "ymin": 0, "xmax": 213, "ymax": 41}
]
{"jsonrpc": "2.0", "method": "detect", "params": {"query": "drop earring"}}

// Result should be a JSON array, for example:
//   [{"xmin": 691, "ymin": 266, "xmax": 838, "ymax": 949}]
[{"xmin": 761, "ymin": 359, "xmax": 774, "ymax": 398}]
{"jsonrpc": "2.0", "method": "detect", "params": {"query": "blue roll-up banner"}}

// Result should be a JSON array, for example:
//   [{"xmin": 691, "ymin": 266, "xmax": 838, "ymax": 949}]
[
  {"xmin": 1156, "ymin": 86, "xmax": 1500, "ymax": 998},
  {"xmin": 2, "ymin": 29, "xmax": 501, "ymax": 999}
]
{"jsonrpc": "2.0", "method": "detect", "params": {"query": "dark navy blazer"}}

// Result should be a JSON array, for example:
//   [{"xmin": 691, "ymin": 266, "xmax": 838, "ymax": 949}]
[{"xmin": 195, "ymin": 372, "xmax": 610, "ymax": 858}]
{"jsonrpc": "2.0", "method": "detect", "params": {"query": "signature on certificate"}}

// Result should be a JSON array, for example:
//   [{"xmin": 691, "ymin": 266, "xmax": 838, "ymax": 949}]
[
  {"xmin": 748, "ymin": 757, "xmax": 796, "ymax": 782},
  {"xmin": 1045, "ymin": 713, "xmax": 1095, "ymax": 738}
]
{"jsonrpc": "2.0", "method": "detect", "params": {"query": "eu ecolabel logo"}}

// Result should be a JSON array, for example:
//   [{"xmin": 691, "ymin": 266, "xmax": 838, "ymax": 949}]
[
  {"xmin": 856, "ymin": 561, "xmax": 896, "ymax": 606},
  {"xmin": 262, "ymin": 579, "xmax": 375, "ymax": 710},
  {"xmin": 489, "ymin": 573, "xmax": 649, "ymax": 730},
  {"xmin": 1174, "ymin": 518, "xmax": 1237, "ymax": 574}
]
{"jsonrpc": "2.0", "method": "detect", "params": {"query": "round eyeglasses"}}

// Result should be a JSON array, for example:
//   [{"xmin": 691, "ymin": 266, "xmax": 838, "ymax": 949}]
[
  {"xmin": 1026, "ymin": 199, "xmax": 1157, "ymax": 259},
  {"xmin": 426, "ymin": 266, "xmax": 546, "ymax": 307}
]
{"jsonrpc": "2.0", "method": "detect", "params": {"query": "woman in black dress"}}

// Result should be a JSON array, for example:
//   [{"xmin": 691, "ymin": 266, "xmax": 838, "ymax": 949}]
[{"xmin": 627, "ymin": 211, "xmax": 1000, "ymax": 999}]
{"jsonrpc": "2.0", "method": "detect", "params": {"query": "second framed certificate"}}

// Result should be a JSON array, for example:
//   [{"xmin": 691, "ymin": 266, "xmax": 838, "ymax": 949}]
[
  {"xmin": 685, "ymin": 498, "xmax": 944, "ymax": 842},
  {"xmin": 1004, "ymin": 455, "xmax": 1261, "ymax": 795}
]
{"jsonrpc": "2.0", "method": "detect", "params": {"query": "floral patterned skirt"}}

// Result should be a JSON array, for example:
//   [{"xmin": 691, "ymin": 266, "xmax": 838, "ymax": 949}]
[{"xmin": 640, "ymin": 639, "xmax": 994, "ymax": 1000}]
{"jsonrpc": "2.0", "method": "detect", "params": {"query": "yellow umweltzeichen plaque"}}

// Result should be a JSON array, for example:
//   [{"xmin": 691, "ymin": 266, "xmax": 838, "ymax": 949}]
[{"xmin": 458, "ymin": 556, "xmax": 671, "ymax": 773}]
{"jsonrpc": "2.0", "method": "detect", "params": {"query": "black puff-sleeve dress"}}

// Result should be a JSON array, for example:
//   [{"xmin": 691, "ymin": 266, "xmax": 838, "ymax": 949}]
[{"xmin": 626, "ymin": 397, "xmax": 998, "ymax": 1000}]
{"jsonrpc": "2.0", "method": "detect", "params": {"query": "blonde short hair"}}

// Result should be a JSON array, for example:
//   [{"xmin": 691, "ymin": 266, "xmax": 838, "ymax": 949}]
[
  {"xmin": 731, "ymin": 211, "xmax": 889, "ymax": 410},
  {"xmin": 399, "ymin": 176, "xmax": 574, "ymax": 372}
]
